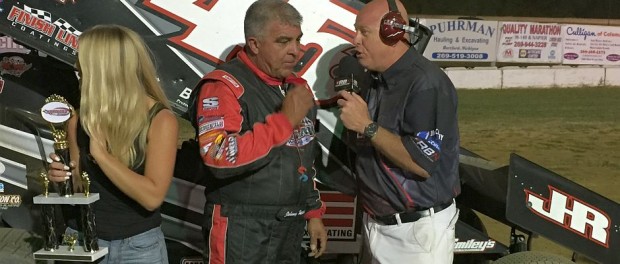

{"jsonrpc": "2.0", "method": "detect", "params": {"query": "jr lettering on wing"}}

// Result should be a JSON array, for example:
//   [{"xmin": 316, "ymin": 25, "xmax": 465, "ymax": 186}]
[{"xmin": 526, "ymin": 186, "xmax": 610, "ymax": 247}]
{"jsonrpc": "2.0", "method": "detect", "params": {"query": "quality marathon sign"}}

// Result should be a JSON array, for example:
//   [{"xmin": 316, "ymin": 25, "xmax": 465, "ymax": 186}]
[{"xmin": 497, "ymin": 22, "xmax": 562, "ymax": 63}]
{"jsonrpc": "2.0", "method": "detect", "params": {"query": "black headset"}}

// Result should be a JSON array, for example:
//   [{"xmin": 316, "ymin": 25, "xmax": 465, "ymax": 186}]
[{"xmin": 379, "ymin": 0, "xmax": 417, "ymax": 46}]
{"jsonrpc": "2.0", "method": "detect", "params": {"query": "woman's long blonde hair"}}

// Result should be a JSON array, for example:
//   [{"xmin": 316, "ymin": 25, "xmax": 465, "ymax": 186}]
[{"xmin": 78, "ymin": 25, "xmax": 170, "ymax": 168}]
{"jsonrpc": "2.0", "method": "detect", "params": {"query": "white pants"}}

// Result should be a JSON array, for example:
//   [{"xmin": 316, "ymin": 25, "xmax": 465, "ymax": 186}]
[{"xmin": 361, "ymin": 202, "xmax": 459, "ymax": 264}]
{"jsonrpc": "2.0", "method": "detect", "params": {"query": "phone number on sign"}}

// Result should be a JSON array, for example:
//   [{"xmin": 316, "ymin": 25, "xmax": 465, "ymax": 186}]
[
  {"xmin": 514, "ymin": 41, "xmax": 547, "ymax": 48},
  {"xmin": 432, "ymin": 52, "xmax": 488, "ymax": 60},
  {"xmin": 580, "ymin": 50, "xmax": 605, "ymax": 55}
]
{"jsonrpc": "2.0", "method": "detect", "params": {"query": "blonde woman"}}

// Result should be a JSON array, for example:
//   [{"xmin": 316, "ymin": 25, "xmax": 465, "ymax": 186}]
[{"xmin": 47, "ymin": 24, "xmax": 178, "ymax": 263}]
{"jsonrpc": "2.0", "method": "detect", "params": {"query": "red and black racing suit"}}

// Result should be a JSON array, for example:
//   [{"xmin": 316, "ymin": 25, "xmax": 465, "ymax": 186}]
[{"xmin": 194, "ymin": 49, "xmax": 324, "ymax": 264}]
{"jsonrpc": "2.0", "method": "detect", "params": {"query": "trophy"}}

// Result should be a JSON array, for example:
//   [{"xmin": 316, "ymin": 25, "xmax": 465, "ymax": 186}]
[
  {"xmin": 41, "ymin": 94, "xmax": 74, "ymax": 197},
  {"xmin": 33, "ymin": 94, "xmax": 108, "ymax": 262}
]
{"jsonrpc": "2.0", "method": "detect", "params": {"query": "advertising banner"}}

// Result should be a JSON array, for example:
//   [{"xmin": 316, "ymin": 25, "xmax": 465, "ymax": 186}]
[
  {"xmin": 497, "ymin": 22, "xmax": 563, "ymax": 63},
  {"xmin": 422, "ymin": 19, "xmax": 498, "ymax": 62},
  {"xmin": 562, "ymin": 24, "xmax": 620, "ymax": 65}
]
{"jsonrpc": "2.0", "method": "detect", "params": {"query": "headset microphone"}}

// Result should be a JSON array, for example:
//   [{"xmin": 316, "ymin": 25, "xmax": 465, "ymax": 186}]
[{"xmin": 380, "ymin": 0, "xmax": 416, "ymax": 46}]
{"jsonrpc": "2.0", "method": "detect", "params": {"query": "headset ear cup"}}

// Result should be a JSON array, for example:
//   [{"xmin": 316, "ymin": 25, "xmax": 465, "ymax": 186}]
[{"xmin": 379, "ymin": 11, "xmax": 406, "ymax": 46}]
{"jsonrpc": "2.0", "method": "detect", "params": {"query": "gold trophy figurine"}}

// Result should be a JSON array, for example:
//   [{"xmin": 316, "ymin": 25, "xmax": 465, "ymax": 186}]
[
  {"xmin": 40, "ymin": 171, "xmax": 50, "ymax": 197},
  {"xmin": 41, "ymin": 94, "xmax": 74, "ymax": 197},
  {"xmin": 62, "ymin": 233, "xmax": 78, "ymax": 252},
  {"xmin": 81, "ymin": 171, "xmax": 91, "ymax": 197}
]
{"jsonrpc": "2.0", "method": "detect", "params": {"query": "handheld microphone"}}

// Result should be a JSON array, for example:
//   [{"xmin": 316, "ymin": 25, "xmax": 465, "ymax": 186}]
[
  {"xmin": 318, "ymin": 56, "xmax": 368, "ymax": 109},
  {"xmin": 333, "ymin": 55, "xmax": 364, "ymax": 94},
  {"xmin": 334, "ymin": 77, "xmax": 359, "ymax": 94}
]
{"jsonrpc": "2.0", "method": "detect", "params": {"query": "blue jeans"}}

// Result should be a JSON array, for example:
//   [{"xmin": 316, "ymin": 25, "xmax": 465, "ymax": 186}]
[{"xmin": 96, "ymin": 227, "xmax": 168, "ymax": 264}]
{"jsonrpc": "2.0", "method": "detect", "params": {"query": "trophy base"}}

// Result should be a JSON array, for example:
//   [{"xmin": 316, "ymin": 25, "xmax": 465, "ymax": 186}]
[
  {"xmin": 33, "ymin": 246, "xmax": 108, "ymax": 262},
  {"xmin": 33, "ymin": 193, "xmax": 100, "ymax": 205}
]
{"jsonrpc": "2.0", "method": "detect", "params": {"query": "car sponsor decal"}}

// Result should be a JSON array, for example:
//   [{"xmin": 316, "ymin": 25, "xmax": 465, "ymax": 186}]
[
  {"xmin": 0, "ymin": 55, "xmax": 32, "ymax": 77},
  {"xmin": 6, "ymin": 4, "xmax": 81, "ymax": 56},
  {"xmin": 454, "ymin": 239, "xmax": 496, "ymax": 252},
  {"xmin": 526, "ymin": 186, "xmax": 611, "ymax": 247},
  {"xmin": 0, "ymin": 182, "xmax": 22, "ymax": 209}
]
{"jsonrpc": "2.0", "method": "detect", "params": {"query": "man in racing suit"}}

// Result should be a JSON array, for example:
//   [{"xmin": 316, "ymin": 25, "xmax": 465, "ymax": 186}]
[{"xmin": 190, "ymin": 0, "xmax": 327, "ymax": 263}]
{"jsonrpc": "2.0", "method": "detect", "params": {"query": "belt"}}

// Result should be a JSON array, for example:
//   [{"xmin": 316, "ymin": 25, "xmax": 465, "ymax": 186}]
[{"xmin": 372, "ymin": 201, "xmax": 453, "ymax": 225}]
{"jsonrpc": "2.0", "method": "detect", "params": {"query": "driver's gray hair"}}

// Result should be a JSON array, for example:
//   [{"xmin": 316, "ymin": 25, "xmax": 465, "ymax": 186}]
[{"xmin": 244, "ymin": 0, "xmax": 303, "ymax": 39}]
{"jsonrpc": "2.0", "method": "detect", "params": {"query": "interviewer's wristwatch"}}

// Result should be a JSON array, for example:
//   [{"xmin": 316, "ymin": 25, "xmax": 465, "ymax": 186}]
[{"xmin": 363, "ymin": 122, "xmax": 378, "ymax": 139}]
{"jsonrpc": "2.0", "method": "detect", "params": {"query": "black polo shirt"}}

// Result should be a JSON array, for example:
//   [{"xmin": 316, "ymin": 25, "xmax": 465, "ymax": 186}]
[{"xmin": 355, "ymin": 47, "xmax": 461, "ymax": 217}]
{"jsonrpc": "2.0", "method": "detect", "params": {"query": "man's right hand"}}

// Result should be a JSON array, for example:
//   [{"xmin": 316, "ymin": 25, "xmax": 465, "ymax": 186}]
[{"xmin": 281, "ymin": 84, "xmax": 314, "ymax": 126}]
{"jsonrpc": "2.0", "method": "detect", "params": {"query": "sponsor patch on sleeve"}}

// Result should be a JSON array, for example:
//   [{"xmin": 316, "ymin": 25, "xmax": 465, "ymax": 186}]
[
  {"xmin": 199, "ymin": 130, "xmax": 227, "ymax": 157},
  {"xmin": 199, "ymin": 129, "xmax": 225, "ymax": 142},
  {"xmin": 225, "ymin": 136, "xmax": 238, "ymax": 163},
  {"xmin": 210, "ymin": 133, "xmax": 227, "ymax": 160},
  {"xmin": 202, "ymin": 97, "xmax": 219, "ymax": 110},
  {"xmin": 200, "ymin": 143, "xmax": 212, "ymax": 156},
  {"xmin": 221, "ymin": 74, "xmax": 240, "ymax": 88},
  {"xmin": 414, "ymin": 129, "xmax": 444, "ymax": 161},
  {"xmin": 198, "ymin": 117, "xmax": 225, "ymax": 136},
  {"xmin": 205, "ymin": 70, "xmax": 245, "ymax": 98}
]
